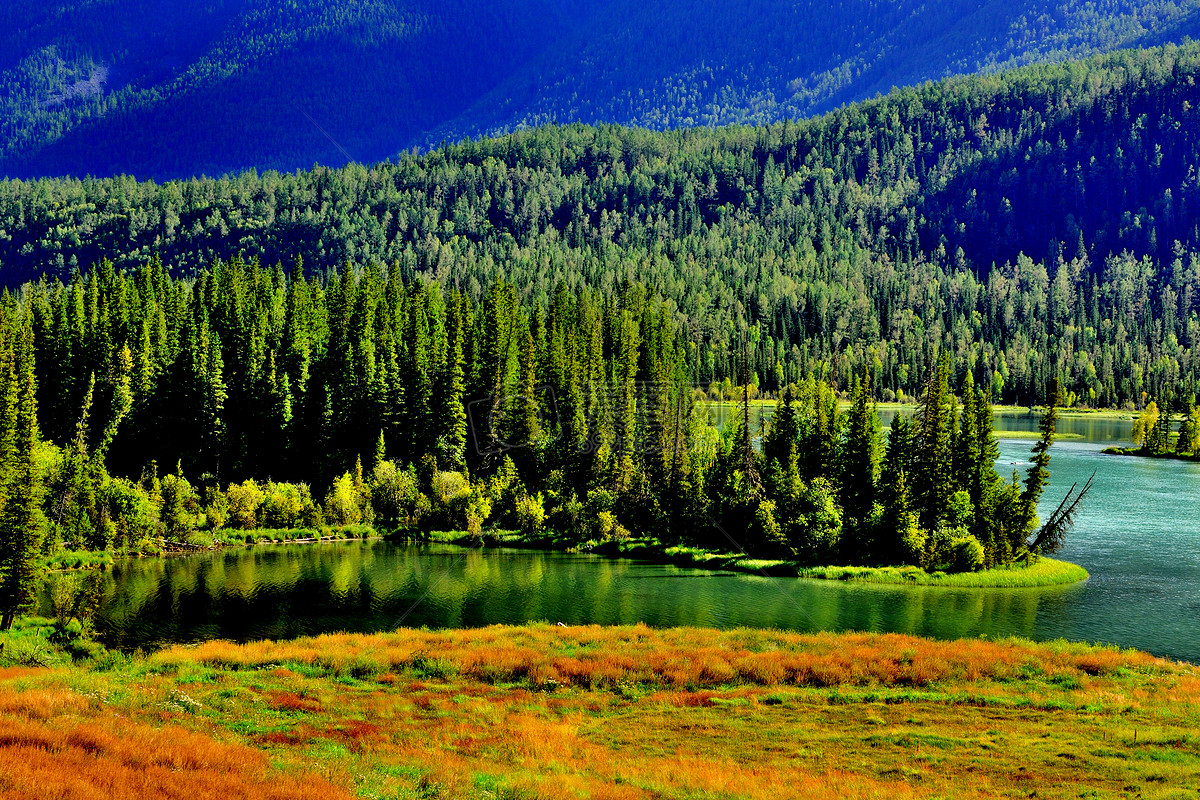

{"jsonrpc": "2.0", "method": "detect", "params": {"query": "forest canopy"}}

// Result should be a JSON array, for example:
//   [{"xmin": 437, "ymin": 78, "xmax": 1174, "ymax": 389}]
[
  {"xmin": 0, "ymin": 255, "xmax": 1070, "ymax": 631},
  {"xmin": 4, "ymin": 45, "xmax": 1200, "ymax": 407}
]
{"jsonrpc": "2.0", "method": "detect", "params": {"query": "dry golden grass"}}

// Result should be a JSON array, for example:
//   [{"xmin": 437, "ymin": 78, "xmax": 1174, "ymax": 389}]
[
  {"xmin": 0, "ymin": 675, "xmax": 351, "ymax": 800},
  {"xmin": 3, "ymin": 625, "xmax": 1199, "ymax": 799},
  {"xmin": 165, "ymin": 624, "xmax": 1164, "ymax": 690}
]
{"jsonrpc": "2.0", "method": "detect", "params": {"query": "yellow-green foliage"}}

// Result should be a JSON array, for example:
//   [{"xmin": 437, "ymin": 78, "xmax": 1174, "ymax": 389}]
[{"xmin": 225, "ymin": 480, "xmax": 265, "ymax": 529}]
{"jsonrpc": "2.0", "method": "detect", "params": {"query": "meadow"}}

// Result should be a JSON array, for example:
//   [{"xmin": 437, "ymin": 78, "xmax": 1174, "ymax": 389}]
[{"xmin": 1, "ymin": 623, "xmax": 1197, "ymax": 798}]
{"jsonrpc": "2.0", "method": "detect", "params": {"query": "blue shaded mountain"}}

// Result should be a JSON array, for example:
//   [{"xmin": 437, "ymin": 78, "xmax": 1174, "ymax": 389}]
[{"xmin": 4, "ymin": 0, "xmax": 1200, "ymax": 179}]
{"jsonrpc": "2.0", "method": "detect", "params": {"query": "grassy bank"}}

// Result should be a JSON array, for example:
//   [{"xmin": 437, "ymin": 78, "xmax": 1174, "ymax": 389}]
[
  {"xmin": 0, "ymin": 624, "xmax": 1195, "ymax": 799},
  {"xmin": 41, "ymin": 549, "xmax": 114, "ymax": 572},
  {"xmin": 420, "ymin": 532, "xmax": 1089, "ymax": 588},
  {"xmin": 792, "ymin": 558, "xmax": 1089, "ymax": 587},
  {"xmin": 636, "ymin": 544, "xmax": 1088, "ymax": 587},
  {"xmin": 197, "ymin": 524, "xmax": 378, "ymax": 547},
  {"xmin": 1103, "ymin": 446, "xmax": 1200, "ymax": 462},
  {"xmin": 993, "ymin": 429, "xmax": 1084, "ymax": 440}
]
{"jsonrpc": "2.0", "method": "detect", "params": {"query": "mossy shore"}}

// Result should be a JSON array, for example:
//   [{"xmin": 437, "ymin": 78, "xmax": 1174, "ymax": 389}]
[{"xmin": 417, "ymin": 531, "xmax": 1089, "ymax": 588}]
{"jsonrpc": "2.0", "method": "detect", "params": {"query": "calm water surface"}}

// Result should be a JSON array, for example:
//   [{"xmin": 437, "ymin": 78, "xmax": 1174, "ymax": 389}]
[{"xmin": 80, "ymin": 411, "xmax": 1200, "ymax": 663}]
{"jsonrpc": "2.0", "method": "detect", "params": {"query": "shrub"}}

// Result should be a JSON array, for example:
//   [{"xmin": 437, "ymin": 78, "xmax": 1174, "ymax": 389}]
[
  {"xmin": 260, "ymin": 482, "xmax": 315, "ymax": 529},
  {"xmin": 465, "ymin": 491, "xmax": 492, "ymax": 538},
  {"xmin": 898, "ymin": 513, "xmax": 926, "ymax": 566},
  {"xmin": 160, "ymin": 468, "xmax": 201, "ymax": 537},
  {"xmin": 370, "ymin": 461, "xmax": 420, "ymax": 523},
  {"xmin": 950, "ymin": 534, "xmax": 986, "ymax": 572},
  {"xmin": 595, "ymin": 510, "xmax": 631, "ymax": 542},
  {"xmin": 325, "ymin": 471, "xmax": 372, "ymax": 527},
  {"xmin": 925, "ymin": 525, "xmax": 986, "ymax": 573},
  {"xmin": 226, "ymin": 479, "xmax": 264, "ymax": 530},
  {"xmin": 99, "ymin": 477, "xmax": 159, "ymax": 550},
  {"xmin": 515, "ymin": 493, "xmax": 546, "ymax": 537}
]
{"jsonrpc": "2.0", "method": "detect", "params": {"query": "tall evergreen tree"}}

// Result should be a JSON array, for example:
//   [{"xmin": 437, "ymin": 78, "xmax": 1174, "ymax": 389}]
[
  {"xmin": 0, "ymin": 317, "xmax": 44, "ymax": 630},
  {"xmin": 1021, "ymin": 379, "xmax": 1062, "ymax": 540},
  {"xmin": 911, "ymin": 352, "xmax": 953, "ymax": 530},
  {"xmin": 839, "ymin": 372, "xmax": 880, "ymax": 524}
]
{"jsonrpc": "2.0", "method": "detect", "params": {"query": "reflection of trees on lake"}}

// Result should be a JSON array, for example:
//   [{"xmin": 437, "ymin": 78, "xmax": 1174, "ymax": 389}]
[{"xmin": 76, "ymin": 542, "xmax": 1084, "ymax": 651}]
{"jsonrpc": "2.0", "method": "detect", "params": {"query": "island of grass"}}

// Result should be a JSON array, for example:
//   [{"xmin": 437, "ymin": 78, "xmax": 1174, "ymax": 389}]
[
  {"xmin": 1, "ymin": 622, "xmax": 1194, "ymax": 800},
  {"xmin": 423, "ymin": 530, "xmax": 1089, "ymax": 588},
  {"xmin": 1102, "ymin": 445, "xmax": 1200, "ymax": 462},
  {"xmin": 1100, "ymin": 398, "xmax": 1200, "ymax": 461}
]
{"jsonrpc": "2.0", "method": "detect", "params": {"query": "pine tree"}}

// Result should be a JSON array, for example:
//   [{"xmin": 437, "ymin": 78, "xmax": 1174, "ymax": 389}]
[
  {"xmin": 1176, "ymin": 397, "xmax": 1199, "ymax": 455},
  {"xmin": 1021, "ymin": 379, "xmax": 1061, "ymax": 543},
  {"xmin": 879, "ymin": 414, "xmax": 918, "ymax": 564},
  {"xmin": 435, "ymin": 289, "xmax": 468, "ymax": 471},
  {"xmin": 763, "ymin": 383, "xmax": 800, "ymax": 484},
  {"xmin": 510, "ymin": 321, "xmax": 541, "ymax": 447},
  {"xmin": 839, "ymin": 372, "xmax": 879, "ymax": 524},
  {"xmin": 0, "ymin": 318, "xmax": 45, "ymax": 630},
  {"xmin": 912, "ymin": 352, "xmax": 953, "ymax": 529}
]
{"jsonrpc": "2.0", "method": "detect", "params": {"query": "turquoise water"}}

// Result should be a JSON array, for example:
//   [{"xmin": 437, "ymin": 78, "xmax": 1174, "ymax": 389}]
[{"xmin": 78, "ymin": 414, "xmax": 1200, "ymax": 663}]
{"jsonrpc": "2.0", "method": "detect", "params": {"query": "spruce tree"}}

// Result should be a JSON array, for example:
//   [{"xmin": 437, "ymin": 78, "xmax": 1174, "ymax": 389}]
[
  {"xmin": 839, "ymin": 372, "xmax": 879, "ymax": 524},
  {"xmin": 0, "ymin": 319, "xmax": 45, "ymax": 630},
  {"xmin": 435, "ymin": 290, "xmax": 468, "ymax": 471},
  {"xmin": 879, "ymin": 414, "xmax": 916, "ymax": 564},
  {"xmin": 1021, "ymin": 379, "xmax": 1061, "ymax": 543},
  {"xmin": 911, "ymin": 352, "xmax": 953, "ymax": 530}
]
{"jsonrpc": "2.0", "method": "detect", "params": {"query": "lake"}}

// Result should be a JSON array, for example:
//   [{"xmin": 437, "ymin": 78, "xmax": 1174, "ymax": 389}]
[{"xmin": 75, "ymin": 410, "xmax": 1200, "ymax": 664}]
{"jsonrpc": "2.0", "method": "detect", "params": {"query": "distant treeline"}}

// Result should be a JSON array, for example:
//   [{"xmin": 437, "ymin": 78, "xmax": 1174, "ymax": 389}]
[{"xmin": 7, "ymin": 46, "xmax": 1200, "ymax": 406}]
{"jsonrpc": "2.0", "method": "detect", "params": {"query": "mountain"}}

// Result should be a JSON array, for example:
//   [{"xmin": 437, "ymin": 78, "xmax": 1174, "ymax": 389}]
[
  {"xmin": 434, "ymin": 0, "xmax": 1200, "ymax": 140},
  {"xmin": 6, "ymin": 43, "xmax": 1200, "ymax": 408},
  {"xmin": 0, "ymin": 0, "xmax": 575, "ymax": 178},
  {"xmin": 5, "ymin": 0, "xmax": 1200, "ymax": 179}
]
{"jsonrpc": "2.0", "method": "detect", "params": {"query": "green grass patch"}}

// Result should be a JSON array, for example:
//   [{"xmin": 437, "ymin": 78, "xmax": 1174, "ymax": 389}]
[
  {"xmin": 211, "ymin": 525, "xmax": 379, "ymax": 545},
  {"xmin": 994, "ymin": 429, "xmax": 1084, "ymax": 440},
  {"xmin": 0, "ymin": 617, "xmax": 67, "ymax": 667},
  {"xmin": 41, "ymin": 549, "xmax": 113, "ymax": 571},
  {"xmin": 794, "ymin": 558, "xmax": 1088, "ymax": 587},
  {"xmin": 1103, "ymin": 446, "xmax": 1200, "ymax": 461},
  {"xmin": 593, "ymin": 539, "xmax": 1088, "ymax": 587}
]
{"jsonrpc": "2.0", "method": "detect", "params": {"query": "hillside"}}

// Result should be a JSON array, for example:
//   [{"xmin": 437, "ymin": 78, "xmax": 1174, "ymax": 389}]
[
  {"xmin": 437, "ymin": 0, "xmax": 1200, "ymax": 141},
  {"xmin": 5, "ymin": 0, "xmax": 1200, "ymax": 178},
  {"xmin": 2, "ymin": 624, "xmax": 1197, "ymax": 799},
  {"xmin": 0, "ymin": 0, "xmax": 570, "ymax": 179},
  {"xmin": 5, "ymin": 45, "xmax": 1200, "ymax": 409}
]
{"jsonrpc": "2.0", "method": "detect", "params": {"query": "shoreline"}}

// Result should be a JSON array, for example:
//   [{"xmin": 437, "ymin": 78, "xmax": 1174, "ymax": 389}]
[
  {"xmin": 414, "ymin": 531, "xmax": 1090, "ymax": 588},
  {"xmin": 46, "ymin": 526, "xmax": 383, "ymax": 571},
  {"xmin": 1102, "ymin": 445, "xmax": 1200, "ymax": 462},
  {"xmin": 58, "ymin": 526, "xmax": 1090, "ymax": 589}
]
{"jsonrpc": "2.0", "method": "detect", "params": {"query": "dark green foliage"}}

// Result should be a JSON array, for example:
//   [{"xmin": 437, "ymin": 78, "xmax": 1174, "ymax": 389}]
[
  {"xmin": 912, "ymin": 353, "xmax": 955, "ymax": 531},
  {"xmin": 0, "ymin": 317, "xmax": 45, "ymax": 629},
  {"xmin": 839, "ymin": 373, "xmax": 879, "ymax": 525},
  {"xmin": 7, "ymin": 44, "xmax": 1200, "ymax": 406}
]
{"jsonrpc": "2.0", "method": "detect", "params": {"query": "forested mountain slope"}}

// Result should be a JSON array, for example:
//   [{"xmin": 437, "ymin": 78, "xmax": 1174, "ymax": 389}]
[
  {"xmin": 5, "ymin": 0, "xmax": 1200, "ymax": 178},
  {"xmin": 0, "ymin": 0, "xmax": 570, "ymax": 179},
  {"xmin": 3, "ymin": 44, "xmax": 1200, "ymax": 408},
  {"xmin": 439, "ymin": 0, "xmax": 1200, "ymax": 142}
]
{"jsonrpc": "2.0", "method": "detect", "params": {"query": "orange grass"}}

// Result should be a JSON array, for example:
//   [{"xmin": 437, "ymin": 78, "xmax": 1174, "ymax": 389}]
[
  {"xmin": 0, "ymin": 677, "xmax": 351, "ymax": 800},
  {"xmin": 163, "ymin": 624, "xmax": 1165, "ymax": 690},
  {"xmin": 3, "ymin": 625, "xmax": 1199, "ymax": 799}
]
